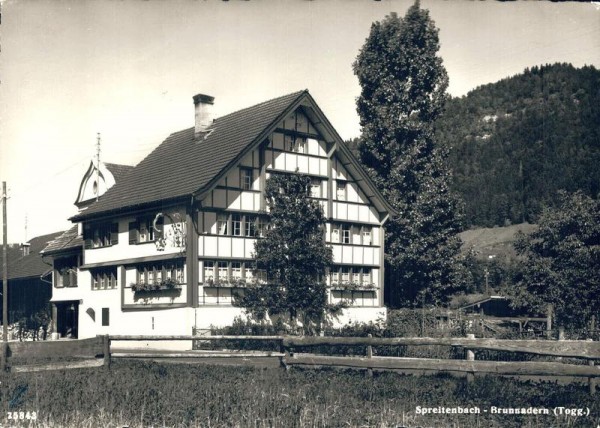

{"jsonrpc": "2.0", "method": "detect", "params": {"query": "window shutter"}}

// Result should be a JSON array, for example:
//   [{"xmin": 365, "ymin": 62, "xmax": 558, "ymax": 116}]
[
  {"xmin": 155, "ymin": 216, "xmax": 164, "ymax": 240},
  {"xmin": 110, "ymin": 222, "xmax": 119, "ymax": 245},
  {"xmin": 71, "ymin": 270, "xmax": 78, "ymax": 287},
  {"xmin": 129, "ymin": 221, "xmax": 139, "ymax": 244},
  {"xmin": 83, "ymin": 224, "xmax": 92, "ymax": 249}
]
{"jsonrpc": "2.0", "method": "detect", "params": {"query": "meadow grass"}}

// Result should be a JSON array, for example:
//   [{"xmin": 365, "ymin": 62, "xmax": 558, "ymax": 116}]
[{"xmin": 0, "ymin": 360, "xmax": 598, "ymax": 427}]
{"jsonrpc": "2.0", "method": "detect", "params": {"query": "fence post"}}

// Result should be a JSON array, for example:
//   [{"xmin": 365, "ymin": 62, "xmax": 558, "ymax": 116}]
[
  {"xmin": 558, "ymin": 327, "xmax": 565, "ymax": 341},
  {"xmin": 546, "ymin": 305, "xmax": 553, "ymax": 339},
  {"xmin": 585, "ymin": 339, "xmax": 597, "ymax": 395},
  {"xmin": 103, "ymin": 335, "xmax": 111, "ymax": 368},
  {"xmin": 366, "ymin": 334, "xmax": 373, "ymax": 378},
  {"xmin": 465, "ymin": 333, "xmax": 475, "ymax": 383},
  {"xmin": 279, "ymin": 337, "xmax": 288, "ymax": 371},
  {"xmin": 0, "ymin": 342, "xmax": 7, "ymax": 372}
]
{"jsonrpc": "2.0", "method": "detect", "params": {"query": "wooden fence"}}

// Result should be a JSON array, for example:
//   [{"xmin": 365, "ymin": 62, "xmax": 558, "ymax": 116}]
[
  {"xmin": 0, "ymin": 336, "xmax": 106, "ymax": 373},
  {"xmin": 109, "ymin": 334, "xmax": 600, "ymax": 394},
  {"xmin": 1, "ymin": 334, "xmax": 598, "ymax": 394}
]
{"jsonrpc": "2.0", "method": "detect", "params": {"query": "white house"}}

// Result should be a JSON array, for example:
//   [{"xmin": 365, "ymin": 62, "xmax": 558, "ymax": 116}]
[{"xmin": 43, "ymin": 90, "xmax": 394, "ymax": 339}]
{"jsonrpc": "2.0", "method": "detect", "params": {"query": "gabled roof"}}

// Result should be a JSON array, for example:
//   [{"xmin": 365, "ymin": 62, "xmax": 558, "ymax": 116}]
[
  {"xmin": 41, "ymin": 225, "xmax": 83, "ymax": 255},
  {"xmin": 0, "ymin": 232, "xmax": 63, "ymax": 280},
  {"xmin": 71, "ymin": 90, "xmax": 395, "ymax": 221},
  {"xmin": 72, "ymin": 90, "xmax": 307, "ymax": 220}
]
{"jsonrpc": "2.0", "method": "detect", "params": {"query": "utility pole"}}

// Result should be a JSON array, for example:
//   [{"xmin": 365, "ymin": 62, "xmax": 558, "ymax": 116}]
[{"xmin": 2, "ymin": 181, "xmax": 8, "ymax": 342}]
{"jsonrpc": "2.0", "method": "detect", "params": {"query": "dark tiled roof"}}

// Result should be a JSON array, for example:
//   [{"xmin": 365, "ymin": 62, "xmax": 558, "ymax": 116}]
[
  {"xmin": 105, "ymin": 163, "xmax": 134, "ymax": 184},
  {"xmin": 41, "ymin": 225, "xmax": 83, "ymax": 255},
  {"xmin": 72, "ymin": 90, "xmax": 307, "ymax": 220},
  {"xmin": 0, "ymin": 232, "xmax": 63, "ymax": 280}
]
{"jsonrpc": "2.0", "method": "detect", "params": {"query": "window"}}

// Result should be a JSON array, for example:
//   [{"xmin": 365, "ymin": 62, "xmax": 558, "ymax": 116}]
[
  {"xmin": 201, "ymin": 287, "xmax": 235, "ymax": 305},
  {"xmin": 217, "ymin": 213, "xmax": 228, "ymax": 235},
  {"xmin": 296, "ymin": 138, "xmax": 306, "ymax": 154},
  {"xmin": 231, "ymin": 262, "xmax": 242, "ymax": 280},
  {"xmin": 336, "ymin": 181, "xmax": 346, "ymax": 201},
  {"xmin": 240, "ymin": 168, "xmax": 253, "ymax": 190},
  {"xmin": 218, "ymin": 261, "xmax": 228, "ymax": 280},
  {"xmin": 331, "ymin": 224, "xmax": 340, "ymax": 243},
  {"xmin": 310, "ymin": 178, "xmax": 321, "ymax": 198},
  {"xmin": 101, "ymin": 308, "xmax": 109, "ymax": 326},
  {"xmin": 352, "ymin": 267, "xmax": 361, "ymax": 283},
  {"xmin": 232, "ymin": 214, "xmax": 242, "ymax": 236},
  {"xmin": 54, "ymin": 256, "xmax": 78, "ymax": 288},
  {"xmin": 245, "ymin": 215, "xmax": 256, "ymax": 237},
  {"xmin": 331, "ymin": 268, "xmax": 339, "ymax": 283},
  {"xmin": 341, "ymin": 267, "xmax": 350, "ymax": 283},
  {"xmin": 257, "ymin": 217, "xmax": 267, "ymax": 237},
  {"xmin": 362, "ymin": 226, "xmax": 372, "ymax": 246},
  {"xmin": 129, "ymin": 215, "xmax": 163, "ymax": 245},
  {"xmin": 91, "ymin": 267, "xmax": 117, "ymax": 290},
  {"xmin": 256, "ymin": 269, "xmax": 267, "ymax": 284},
  {"xmin": 204, "ymin": 261, "xmax": 214, "ymax": 281},
  {"xmin": 84, "ymin": 222, "xmax": 118, "ymax": 249},
  {"xmin": 342, "ymin": 225, "xmax": 351, "ymax": 244},
  {"xmin": 135, "ymin": 261, "xmax": 184, "ymax": 286},
  {"xmin": 362, "ymin": 268, "xmax": 372, "ymax": 284}
]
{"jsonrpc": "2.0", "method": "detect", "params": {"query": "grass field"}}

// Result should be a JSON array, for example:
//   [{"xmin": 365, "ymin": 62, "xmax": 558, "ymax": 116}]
[{"xmin": 1, "ymin": 360, "xmax": 599, "ymax": 427}]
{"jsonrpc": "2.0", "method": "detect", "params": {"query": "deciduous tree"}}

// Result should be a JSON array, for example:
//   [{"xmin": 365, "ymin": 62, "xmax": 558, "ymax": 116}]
[
  {"xmin": 353, "ymin": 1, "xmax": 463, "ymax": 305},
  {"xmin": 510, "ymin": 191, "xmax": 600, "ymax": 330},
  {"xmin": 235, "ymin": 173, "xmax": 336, "ymax": 334}
]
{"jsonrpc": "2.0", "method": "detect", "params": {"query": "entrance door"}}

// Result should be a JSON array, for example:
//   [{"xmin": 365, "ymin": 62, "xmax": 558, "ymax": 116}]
[{"xmin": 56, "ymin": 301, "xmax": 79, "ymax": 338}]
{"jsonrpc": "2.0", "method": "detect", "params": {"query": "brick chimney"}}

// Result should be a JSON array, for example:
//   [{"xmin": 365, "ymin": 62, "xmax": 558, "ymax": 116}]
[{"xmin": 193, "ymin": 93, "xmax": 215, "ymax": 138}]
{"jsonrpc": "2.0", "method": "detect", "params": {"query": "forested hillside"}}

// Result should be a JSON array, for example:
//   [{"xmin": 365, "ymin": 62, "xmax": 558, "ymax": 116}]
[{"xmin": 436, "ymin": 63, "xmax": 600, "ymax": 227}]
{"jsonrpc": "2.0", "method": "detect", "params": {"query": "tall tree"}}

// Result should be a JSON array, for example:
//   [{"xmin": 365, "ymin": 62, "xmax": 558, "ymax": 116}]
[
  {"xmin": 353, "ymin": 2, "xmax": 464, "ymax": 306},
  {"xmin": 510, "ymin": 191, "xmax": 600, "ymax": 330},
  {"xmin": 235, "ymin": 173, "xmax": 335, "ymax": 334}
]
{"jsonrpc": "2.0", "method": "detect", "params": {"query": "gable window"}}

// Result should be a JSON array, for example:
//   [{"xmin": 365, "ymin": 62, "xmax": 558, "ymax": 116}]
[
  {"xmin": 217, "ymin": 213, "xmax": 228, "ymax": 235},
  {"xmin": 245, "ymin": 215, "xmax": 256, "ymax": 237},
  {"xmin": 232, "ymin": 214, "xmax": 242, "ymax": 236},
  {"xmin": 129, "ymin": 215, "xmax": 163, "ymax": 245},
  {"xmin": 91, "ymin": 266, "xmax": 117, "ymax": 290},
  {"xmin": 240, "ymin": 168, "xmax": 253, "ymax": 190},
  {"xmin": 84, "ymin": 222, "xmax": 118, "ymax": 249},
  {"xmin": 362, "ymin": 226, "xmax": 372, "ymax": 246},
  {"xmin": 336, "ymin": 181, "xmax": 347, "ymax": 201},
  {"xmin": 331, "ymin": 224, "xmax": 340, "ymax": 243},
  {"xmin": 256, "ymin": 217, "xmax": 267, "ymax": 237},
  {"xmin": 342, "ymin": 225, "xmax": 351, "ymax": 244},
  {"xmin": 310, "ymin": 178, "xmax": 321, "ymax": 198}
]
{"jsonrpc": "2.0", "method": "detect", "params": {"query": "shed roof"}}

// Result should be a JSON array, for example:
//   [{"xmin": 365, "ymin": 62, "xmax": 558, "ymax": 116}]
[{"xmin": 41, "ymin": 225, "xmax": 83, "ymax": 255}]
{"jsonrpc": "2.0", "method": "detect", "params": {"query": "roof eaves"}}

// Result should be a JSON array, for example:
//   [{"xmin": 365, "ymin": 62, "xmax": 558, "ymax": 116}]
[{"xmin": 69, "ymin": 194, "xmax": 190, "ymax": 222}]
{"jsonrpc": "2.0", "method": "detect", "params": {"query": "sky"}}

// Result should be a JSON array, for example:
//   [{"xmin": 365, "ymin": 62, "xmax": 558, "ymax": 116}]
[{"xmin": 1, "ymin": 0, "xmax": 599, "ymax": 244}]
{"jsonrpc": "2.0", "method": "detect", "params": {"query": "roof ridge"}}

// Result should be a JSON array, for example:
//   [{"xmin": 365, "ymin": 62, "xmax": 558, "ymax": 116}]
[{"xmin": 214, "ymin": 89, "xmax": 307, "ymax": 123}]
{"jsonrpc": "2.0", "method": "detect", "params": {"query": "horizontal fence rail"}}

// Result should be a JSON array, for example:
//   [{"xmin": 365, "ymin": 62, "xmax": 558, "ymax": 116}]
[{"xmin": 2, "ymin": 334, "xmax": 598, "ymax": 394}]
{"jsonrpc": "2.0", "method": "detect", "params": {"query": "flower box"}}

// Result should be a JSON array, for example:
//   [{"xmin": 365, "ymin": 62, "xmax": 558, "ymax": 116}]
[{"xmin": 330, "ymin": 282, "xmax": 376, "ymax": 291}]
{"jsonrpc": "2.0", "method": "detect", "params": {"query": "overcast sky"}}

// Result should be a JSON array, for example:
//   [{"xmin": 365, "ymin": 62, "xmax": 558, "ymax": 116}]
[{"xmin": 1, "ymin": 0, "xmax": 599, "ymax": 244}]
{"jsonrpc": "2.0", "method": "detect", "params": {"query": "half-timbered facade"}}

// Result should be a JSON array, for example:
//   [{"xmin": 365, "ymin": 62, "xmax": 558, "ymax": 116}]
[{"xmin": 48, "ymin": 90, "xmax": 394, "ymax": 338}]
